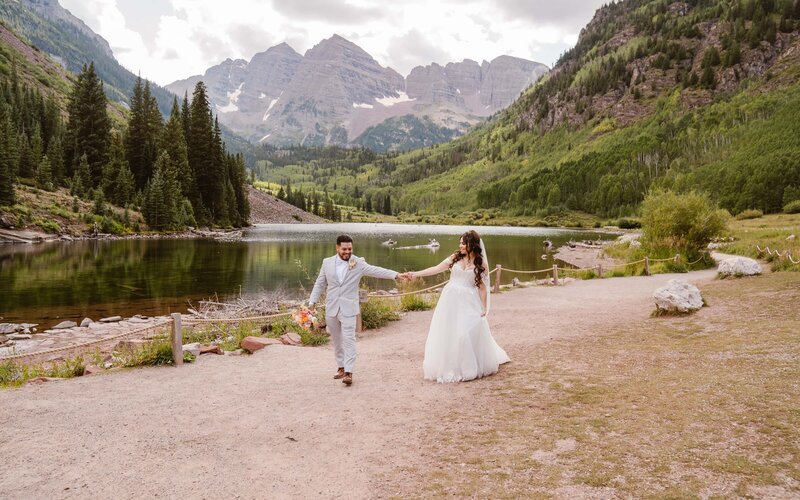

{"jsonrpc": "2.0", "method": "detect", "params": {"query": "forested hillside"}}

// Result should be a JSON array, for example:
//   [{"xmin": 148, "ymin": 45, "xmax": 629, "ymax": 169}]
[{"xmin": 0, "ymin": 23, "xmax": 250, "ymax": 232}]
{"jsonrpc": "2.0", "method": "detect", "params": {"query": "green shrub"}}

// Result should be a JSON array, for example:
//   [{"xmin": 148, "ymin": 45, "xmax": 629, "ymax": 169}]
[
  {"xmin": 360, "ymin": 298, "xmax": 400, "ymax": 330},
  {"xmin": 784, "ymin": 200, "xmax": 800, "ymax": 214},
  {"xmin": 617, "ymin": 218, "xmax": 642, "ymax": 229},
  {"xmin": 735, "ymin": 209, "xmax": 763, "ymax": 220},
  {"xmin": 577, "ymin": 269, "xmax": 597, "ymax": 280},
  {"xmin": 115, "ymin": 337, "xmax": 177, "ymax": 367},
  {"xmin": 400, "ymin": 294, "xmax": 433, "ymax": 311},
  {"xmin": 641, "ymin": 189, "xmax": 729, "ymax": 257},
  {"xmin": 33, "ymin": 218, "xmax": 60, "ymax": 233}
]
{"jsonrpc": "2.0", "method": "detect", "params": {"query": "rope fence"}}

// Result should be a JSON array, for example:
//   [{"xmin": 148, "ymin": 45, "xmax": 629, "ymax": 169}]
[
  {"xmin": 1, "ymin": 249, "xmax": 727, "ymax": 365},
  {"xmin": 756, "ymin": 245, "xmax": 799, "ymax": 264}
]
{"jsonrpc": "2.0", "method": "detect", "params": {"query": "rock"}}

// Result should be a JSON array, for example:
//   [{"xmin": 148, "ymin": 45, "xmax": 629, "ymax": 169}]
[
  {"xmin": 7, "ymin": 333, "xmax": 32, "ymax": 340},
  {"xmin": 52, "ymin": 321, "xmax": 78, "ymax": 329},
  {"xmin": 80, "ymin": 318, "xmax": 93, "ymax": 327},
  {"xmin": 0, "ymin": 334, "xmax": 6, "ymax": 343},
  {"xmin": 279, "ymin": 332, "xmax": 302, "ymax": 346},
  {"xmin": 223, "ymin": 349, "xmax": 245, "ymax": 356},
  {"xmin": 88, "ymin": 322, "xmax": 108, "ymax": 330},
  {"xmin": 199, "ymin": 345, "xmax": 223, "ymax": 355},
  {"xmin": 182, "ymin": 342, "xmax": 201, "ymax": 357},
  {"xmin": 26, "ymin": 376, "xmax": 62, "ymax": 384},
  {"xmin": 0, "ymin": 323, "xmax": 18, "ymax": 335},
  {"xmin": 718, "ymin": 256, "xmax": 762, "ymax": 277},
  {"xmin": 83, "ymin": 365, "xmax": 103, "ymax": 375},
  {"xmin": 241, "ymin": 336, "xmax": 284, "ymax": 352},
  {"xmin": 787, "ymin": 234, "xmax": 796, "ymax": 240},
  {"xmin": 99, "ymin": 316, "xmax": 123, "ymax": 323},
  {"xmin": 617, "ymin": 233, "xmax": 641, "ymax": 245},
  {"xmin": 653, "ymin": 279, "xmax": 704, "ymax": 314},
  {"xmin": 511, "ymin": 277, "xmax": 520, "ymax": 286}
]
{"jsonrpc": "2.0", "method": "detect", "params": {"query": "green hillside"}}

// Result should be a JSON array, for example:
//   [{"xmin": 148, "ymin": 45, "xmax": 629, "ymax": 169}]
[{"xmin": 258, "ymin": 0, "xmax": 800, "ymax": 220}]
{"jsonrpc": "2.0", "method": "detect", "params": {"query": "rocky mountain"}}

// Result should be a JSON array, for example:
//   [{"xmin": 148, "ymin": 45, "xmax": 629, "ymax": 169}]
[{"xmin": 166, "ymin": 35, "xmax": 548, "ymax": 151}]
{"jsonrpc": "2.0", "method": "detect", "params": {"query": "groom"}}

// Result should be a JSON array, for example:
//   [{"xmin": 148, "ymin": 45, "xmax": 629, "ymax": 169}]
[{"xmin": 308, "ymin": 234, "xmax": 406, "ymax": 386}]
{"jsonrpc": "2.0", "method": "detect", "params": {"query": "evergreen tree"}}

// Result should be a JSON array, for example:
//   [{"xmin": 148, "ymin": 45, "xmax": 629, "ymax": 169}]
[
  {"xmin": 37, "ymin": 155, "xmax": 54, "ymax": 191},
  {"xmin": 45, "ymin": 137, "xmax": 64, "ymax": 185},
  {"xmin": 187, "ymin": 82, "xmax": 214, "ymax": 223},
  {"xmin": 71, "ymin": 154, "xmax": 92, "ymax": 197},
  {"xmin": 161, "ymin": 97, "xmax": 201, "ymax": 210},
  {"xmin": 17, "ymin": 132, "xmax": 35, "ymax": 178},
  {"xmin": 0, "ymin": 116, "xmax": 16, "ymax": 206},
  {"xmin": 126, "ymin": 76, "xmax": 163, "ymax": 190},
  {"xmin": 700, "ymin": 65, "xmax": 716, "ymax": 89},
  {"xmin": 143, "ymin": 152, "xmax": 182, "ymax": 230},
  {"xmin": 104, "ymin": 134, "xmax": 135, "ymax": 207},
  {"xmin": 382, "ymin": 194, "xmax": 391, "ymax": 215},
  {"xmin": 66, "ymin": 63, "xmax": 111, "ymax": 188}
]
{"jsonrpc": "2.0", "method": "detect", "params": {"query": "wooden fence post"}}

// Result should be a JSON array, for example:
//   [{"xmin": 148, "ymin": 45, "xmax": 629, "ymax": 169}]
[
  {"xmin": 494, "ymin": 265, "xmax": 502, "ymax": 293},
  {"xmin": 674, "ymin": 253, "xmax": 681, "ymax": 265},
  {"xmin": 552, "ymin": 265, "xmax": 559, "ymax": 285},
  {"xmin": 171, "ymin": 313, "xmax": 183, "ymax": 366},
  {"xmin": 644, "ymin": 257, "xmax": 650, "ymax": 276},
  {"xmin": 356, "ymin": 290, "xmax": 369, "ymax": 333},
  {"xmin": 597, "ymin": 264, "xmax": 603, "ymax": 278}
]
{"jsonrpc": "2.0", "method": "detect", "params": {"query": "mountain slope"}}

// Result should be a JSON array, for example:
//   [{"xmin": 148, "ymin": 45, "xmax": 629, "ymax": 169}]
[{"xmin": 348, "ymin": 0, "xmax": 800, "ymax": 218}]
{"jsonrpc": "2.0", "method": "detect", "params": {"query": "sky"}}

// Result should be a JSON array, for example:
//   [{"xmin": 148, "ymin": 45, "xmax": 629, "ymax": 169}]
[{"xmin": 59, "ymin": 0, "xmax": 608, "ymax": 87}]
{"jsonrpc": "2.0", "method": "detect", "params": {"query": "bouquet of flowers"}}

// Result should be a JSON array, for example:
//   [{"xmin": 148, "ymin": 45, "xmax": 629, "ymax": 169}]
[{"xmin": 292, "ymin": 306, "xmax": 320, "ymax": 332}]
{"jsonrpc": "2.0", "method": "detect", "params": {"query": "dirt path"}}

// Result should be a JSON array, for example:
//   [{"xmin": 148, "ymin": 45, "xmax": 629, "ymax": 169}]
[{"xmin": 0, "ymin": 270, "xmax": 718, "ymax": 499}]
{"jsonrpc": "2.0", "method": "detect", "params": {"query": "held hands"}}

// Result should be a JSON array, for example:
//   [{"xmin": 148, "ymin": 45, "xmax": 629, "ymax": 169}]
[{"xmin": 396, "ymin": 272, "xmax": 415, "ymax": 281}]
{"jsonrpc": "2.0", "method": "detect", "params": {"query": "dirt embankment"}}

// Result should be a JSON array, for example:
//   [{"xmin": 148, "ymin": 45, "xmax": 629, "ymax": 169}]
[{"xmin": 247, "ymin": 186, "xmax": 325, "ymax": 224}]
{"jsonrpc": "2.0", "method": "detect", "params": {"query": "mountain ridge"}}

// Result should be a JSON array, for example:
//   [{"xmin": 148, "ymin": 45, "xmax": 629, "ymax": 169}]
[{"xmin": 166, "ymin": 34, "xmax": 548, "ymax": 151}]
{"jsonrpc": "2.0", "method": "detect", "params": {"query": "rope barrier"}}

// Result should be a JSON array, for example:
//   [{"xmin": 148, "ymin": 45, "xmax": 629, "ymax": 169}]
[
  {"xmin": 0, "ymin": 320, "xmax": 173, "ymax": 363},
  {"xmin": 181, "ymin": 311, "xmax": 292, "ymax": 325},
  {"xmin": 500, "ymin": 267, "xmax": 553, "ymax": 275},
  {"xmin": 368, "ymin": 279, "xmax": 450, "ymax": 298}
]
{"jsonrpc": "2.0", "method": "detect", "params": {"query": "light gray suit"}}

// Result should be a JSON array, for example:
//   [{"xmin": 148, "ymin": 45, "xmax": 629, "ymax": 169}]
[{"xmin": 309, "ymin": 255, "xmax": 398, "ymax": 373}]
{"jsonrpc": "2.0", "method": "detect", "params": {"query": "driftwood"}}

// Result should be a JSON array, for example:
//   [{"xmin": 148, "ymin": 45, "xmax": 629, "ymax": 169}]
[{"xmin": 186, "ymin": 290, "xmax": 294, "ymax": 320}]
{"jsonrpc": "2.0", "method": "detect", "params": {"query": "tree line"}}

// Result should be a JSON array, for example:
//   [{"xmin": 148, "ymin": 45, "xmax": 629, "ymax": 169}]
[{"xmin": 0, "ymin": 63, "xmax": 250, "ymax": 230}]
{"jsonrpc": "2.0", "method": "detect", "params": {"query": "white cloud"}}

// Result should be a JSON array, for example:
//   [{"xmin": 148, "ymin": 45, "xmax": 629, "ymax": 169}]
[{"xmin": 60, "ymin": 0, "xmax": 603, "ymax": 86}]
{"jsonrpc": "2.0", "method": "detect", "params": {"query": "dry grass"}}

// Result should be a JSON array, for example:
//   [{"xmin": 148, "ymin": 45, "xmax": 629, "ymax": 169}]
[{"xmin": 383, "ymin": 272, "xmax": 800, "ymax": 497}]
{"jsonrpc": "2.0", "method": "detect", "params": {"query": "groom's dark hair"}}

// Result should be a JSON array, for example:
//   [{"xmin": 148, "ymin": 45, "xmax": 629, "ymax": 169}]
[{"xmin": 336, "ymin": 234, "xmax": 353, "ymax": 245}]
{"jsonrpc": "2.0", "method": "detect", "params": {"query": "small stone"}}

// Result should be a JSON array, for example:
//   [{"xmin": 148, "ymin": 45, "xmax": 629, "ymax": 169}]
[
  {"xmin": 787, "ymin": 234, "xmax": 796, "ymax": 240},
  {"xmin": 53, "ymin": 321, "xmax": 78, "ymax": 330},
  {"xmin": 103, "ymin": 362, "xmax": 113, "ymax": 369},
  {"xmin": 80, "ymin": 318, "xmax": 93, "ymax": 327},
  {"xmin": 7, "ymin": 333, "xmax": 32, "ymax": 340},
  {"xmin": 99, "ymin": 316, "xmax": 123, "ymax": 323},
  {"xmin": 223, "ymin": 349, "xmax": 244, "ymax": 356},
  {"xmin": 182, "ymin": 342, "xmax": 201, "ymax": 357},
  {"xmin": 0, "ymin": 323, "xmax": 19, "ymax": 334},
  {"xmin": 511, "ymin": 277, "xmax": 520, "ymax": 286},
  {"xmin": 279, "ymin": 332, "xmax": 302, "ymax": 346},
  {"xmin": 200, "ymin": 345, "xmax": 223, "ymax": 355},
  {"xmin": 241, "ymin": 336, "xmax": 283, "ymax": 352}
]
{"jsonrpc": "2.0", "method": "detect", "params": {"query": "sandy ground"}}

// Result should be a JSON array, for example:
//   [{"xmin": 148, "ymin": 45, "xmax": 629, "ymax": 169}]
[{"xmin": 0, "ymin": 269, "xmax": 718, "ymax": 499}]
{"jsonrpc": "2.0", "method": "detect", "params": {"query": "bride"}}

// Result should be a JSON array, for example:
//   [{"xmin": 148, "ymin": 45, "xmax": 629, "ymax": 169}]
[{"xmin": 408, "ymin": 230, "xmax": 510, "ymax": 383}]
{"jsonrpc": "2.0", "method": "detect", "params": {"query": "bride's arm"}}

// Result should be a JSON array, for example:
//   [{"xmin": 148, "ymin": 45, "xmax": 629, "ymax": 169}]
[
  {"xmin": 478, "ymin": 282, "xmax": 488, "ymax": 316},
  {"xmin": 410, "ymin": 259, "xmax": 451, "ymax": 278}
]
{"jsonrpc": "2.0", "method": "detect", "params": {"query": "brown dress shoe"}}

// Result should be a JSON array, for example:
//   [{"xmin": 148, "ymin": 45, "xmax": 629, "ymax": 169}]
[
  {"xmin": 333, "ymin": 367, "xmax": 345, "ymax": 379},
  {"xmin": 342, "ymin": 372, "xmax": 353, "ymax": 386}
]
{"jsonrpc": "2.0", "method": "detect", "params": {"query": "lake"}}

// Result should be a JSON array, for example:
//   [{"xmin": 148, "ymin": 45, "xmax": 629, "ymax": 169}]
[{"xmin": 0, "ymin": 223, "xmax": 615, "ymax": 328}]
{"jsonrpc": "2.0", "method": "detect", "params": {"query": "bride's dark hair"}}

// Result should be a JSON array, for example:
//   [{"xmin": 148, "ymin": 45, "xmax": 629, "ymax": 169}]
[{"xmin": 449, "ymin": 230, "xmax": 486, "ymax": 288}]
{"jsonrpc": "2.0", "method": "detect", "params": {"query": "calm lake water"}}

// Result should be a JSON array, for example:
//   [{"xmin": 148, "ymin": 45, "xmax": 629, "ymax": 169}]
[{"xmin": 0, "ymin": 223, "xmax": 614, "ymax": 328}]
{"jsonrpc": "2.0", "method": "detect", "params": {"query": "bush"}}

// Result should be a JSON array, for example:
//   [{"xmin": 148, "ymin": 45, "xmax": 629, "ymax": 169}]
[
  {"xmin": 617, "ymin": 218, "xmax": 642, "ymax": 229},
  {"xmin": 784, "ymin": 200, "xmax": 800, "ymax": 214},
  {"xmin": 360, "ymin": 298, "xmax": 400, "ymax": 329},
  {"xmin": 34, "ymin": 218, "xmax": 60, "ymax": 233},
  {"xmin": 115, "ymin": 337, "xmax": 177, "ymax": 367},
  {"xmin": 400, "ymin": 294, "xmax": 433, "ymax": 311},
  {"xmin": 735, "ymin": 209, "xmax": 763, "ymax": 220},
  {"xmin": 641, "ymin": 189, "xmax": 729, "ymax": 256}
]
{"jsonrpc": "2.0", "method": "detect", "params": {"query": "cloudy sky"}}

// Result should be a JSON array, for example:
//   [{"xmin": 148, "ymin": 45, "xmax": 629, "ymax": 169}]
[{"xmin": 60, "ymin": 0, "xmax": 608, "ymax": 86}]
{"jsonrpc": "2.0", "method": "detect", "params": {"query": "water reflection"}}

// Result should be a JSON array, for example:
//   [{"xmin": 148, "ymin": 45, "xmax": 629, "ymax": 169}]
[{"xmin": 0, "ymin": 223, "xmax": 615, "ymax": 327}]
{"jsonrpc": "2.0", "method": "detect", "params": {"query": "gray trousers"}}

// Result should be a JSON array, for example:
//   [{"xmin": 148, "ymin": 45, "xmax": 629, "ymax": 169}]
[{"xmin": 326, "ymin": 313, "xmax": 357, "ymax": 373}]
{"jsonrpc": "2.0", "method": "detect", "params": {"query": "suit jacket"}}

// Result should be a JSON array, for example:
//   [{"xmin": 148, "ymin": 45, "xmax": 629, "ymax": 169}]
[{"xmin": 309, "ymin": 255, "xmax": 397, "ymax": 317}]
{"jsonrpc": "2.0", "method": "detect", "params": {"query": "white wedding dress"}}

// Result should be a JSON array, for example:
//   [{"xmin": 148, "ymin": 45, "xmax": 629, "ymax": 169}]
[{"xmin": 423, "ymin": 261, "xmax": 510, "ymax": 383}]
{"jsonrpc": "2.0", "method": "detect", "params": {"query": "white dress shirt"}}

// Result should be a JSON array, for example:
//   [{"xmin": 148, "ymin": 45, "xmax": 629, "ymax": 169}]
[{"xmin": 335, "ymin": 256, "xmax": 349, "ymax": 282}]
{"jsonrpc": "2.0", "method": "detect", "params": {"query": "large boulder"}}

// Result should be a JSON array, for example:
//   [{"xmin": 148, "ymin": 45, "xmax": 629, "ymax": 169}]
[
  {"xmin": 280, "ymin": 332, "xmax": 302, "ymax": 346},
  {"xmin": 0, "ymin": 323, "xmax": 18, "ymax": 335},
  {"xmin": 182, "ymin": 342, "xmax": 201, "ymax": 358},
  {"xmin": 653, "ymin": 279, "xmax": 704, "ymax": 314},
  {"xmin": 718, "ymin": 256, "xmax": 762, "ymax": 277}
]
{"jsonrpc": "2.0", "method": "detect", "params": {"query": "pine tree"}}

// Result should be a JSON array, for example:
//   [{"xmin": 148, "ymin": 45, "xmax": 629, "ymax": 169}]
[
  {"xmin": 187, "ymin": 82, "xmax": 214, "ymax": 223},
  {"xmin": 143, "ymin": 152, "xmax": 182, "ymax": 230},
  {"xmin": 37, "ymin": 155, "xmax": 54, "ymax": 191},
  {"xmin": 382, "ymin": 194, "xmax": 391, "ymax": 215},
  {"xmin": 126, "ymin": 76, "xmax": 163, "ymax": 190},
  {"xmin": 0, "ymin": 116, "xmax": 16, "ymax": 206},
  {"xmin": 71, "ymin": 153, "xmax": 92, "ymax": 197},
  {"xmin": 45, "ymin": 137, "xmax": 64, "ymax": 185},
  {"xmin": 161, "ymin": 97, "xmax": 201, "ymax": 211},
  {"xmin": 66, "ymin": 63, "xmax": 111, "ymax": 188},
  {"xmin": 104, "ymin": 134, "xmax": 135, "ymax": 207},
  {"xmin": 700, "ymin": 65, "xmax": 716, "ymax": 89},
  {"xmin": 17, "ymin": 132, "xmax": 35, "ymax": 178}
]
